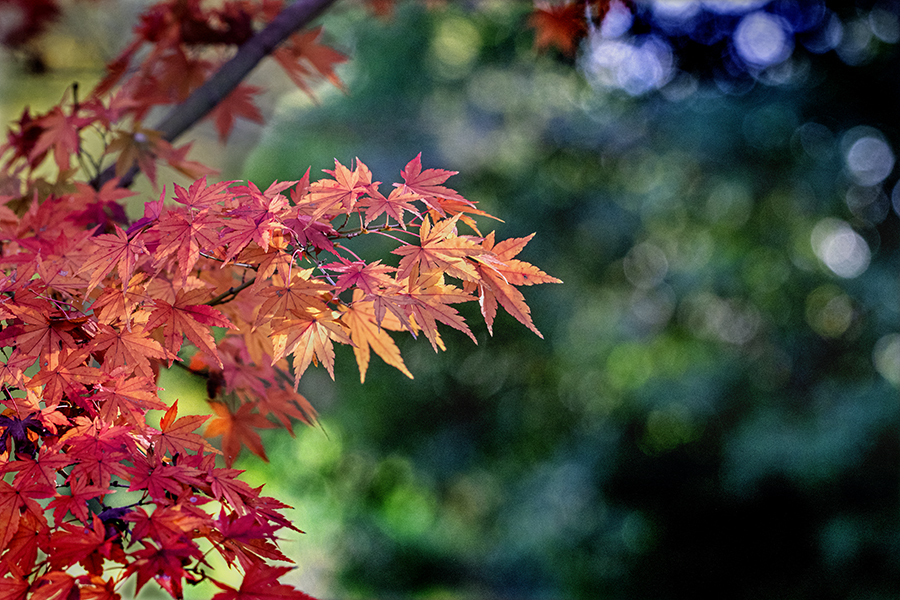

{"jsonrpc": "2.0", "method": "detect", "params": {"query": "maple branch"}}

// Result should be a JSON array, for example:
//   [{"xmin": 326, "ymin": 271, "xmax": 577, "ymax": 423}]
[
  {"xmin": 207, "ymin": 278, "xmax": 256, "ymax": 306},
  {"xmin": 93, "ymin": 0, "xmax": 341, "ymax": 189}
]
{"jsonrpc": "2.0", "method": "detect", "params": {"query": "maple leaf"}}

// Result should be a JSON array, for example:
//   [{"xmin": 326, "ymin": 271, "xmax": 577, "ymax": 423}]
[
  {"xmin": 0, "ymin": 479, "xmax": 23, "ymax": 550},
  {"xmin": 68, "ymin": 179, "xmax": 135, "ymax": 229},
  {"xmin": 272, "ymin": 27, "xmax": 347, "ymax": 98},
  {"xmin": 0, "ymin": 574, "xmax": 28, "ymax": 600},
  {"xmin": 3, "ymin": 512, "xmax": 52, "ymax": 589},
  {"xmin": 94, "ymin": 373, "xmax": 167, "ymax": 428},
  {"xmin": 396, "ymin": 272, "xmax": 477, "ymax": 351},
  {"xmin": 220, "ymin": 181, "xmax": 294, "ymax": 264},
  {"xmin": 0, "ymin": 301, "xmax": 85, "ymax": 363},
  {"xmin": 125, "ymin": 452, "xmax": 192, "ymax": 502},
  {"xmin": 299, "ymin": 159, "xmax": 366, "ymax": 222},
  {"xmin": 48, "ymin": 514, "xmax": 112, "ymax": 571},
  {"xmin": 209, "ymin": 511, "xmax": 289, "ymax": 571},
  {"xmin": 106, "ymin": 128, "xmax": 167, "ymax": 186},
  {"xmin": 341, "ymin": 291, "xmax": 412, "ymax": 383},
  {"xmin": 30, "ymin": 105, "xmax": 89, "ymax": 171},
  {"xmin": 26, "ymin": 571, "xmax": 75, "ymax": 600},
  {"xmin": 125, "ymin": 539, "xmax": 203, "ymax": 599},
  {"xmin": 127, "ymin": 189, "xmax": 165, "ymax": 235},
  {"xmin": 46, "ymin": 475, "xmax": 109, "ymax": 526},
  {"xmin": 254, "ymin": 387, "xmax": 316, "ymax": 435},
  {"xmin": 398, "ymin": 153, "xmax": 474, "ymax": 215},
  {"xmin": 361, "ymin": 187, "xmax": 420, "ymax": 229},
  {"xmin": 252, "ymin": 271, "xmax": 332, "ymax": 331},
  {"xmin": 146, "ymin": 288, "xmax": 235, "ymax": 368},
  {"xmin": 172, "ymin": 176, "xmax": 233, "ymax": 211},
  {"xmin": 211, "ymin": 563, "xmax": 315, "ymax": 600},
  {"xmin": 205, "ymin": 467, "xmax": 256, "ymax": 515},
  {"xmin": 205, "ymin": 403, "xmax": 276, "ymax": 466},
  {"xmin": 88, "ymin": 323, "xmax": 170, "ymax": 380},
  {"xmin": 5, "ymin": 445, "xmax": 72, "ymax": 498},
  {"xmin": 72, "ymin": 574, "xmax": 119, "ymax": 600},
  {"xmin": 474, "ymin": 232, "xmax": 562, "ymax": 337},
  {"xmin": 0, "ymin": 351, "xmax": 35, "ymax": 391},
  {"xmin": 151, "ymin": 400, "xmax": 216, "ymax": 458},
  {"xmin": 29, "ymin": 347, "xmax": 101, "ymax": 406},
  {"xmin": 78, "ymin": 224, "xmax": 148, "ymax": 296},
  {"xmin": 323, "ymin": 257, "xmax": 396, "ymax": 296},
  {"xmin": 270, "ymin": 309, "xmax": 352, "ymax": 383},
  {"xmin": 125, "ymin": 504, "xmax": 211, "ymax": 550},
  {"xmin": 529, "ymin": 1, "xmax": 589, "ymax": 56},
  {"xmin": 392, "ymin": 215, "xmax": 484, "ymax": 282},
  {"xmin": 65, "ymin": 420, "xmax": 133, "ymax": 488},
  {"xmin": 150, "ymin": 207, "xmax": 221, "ymax": 285},
  {"xmin": 207, "ymin": 84, "xmax": 265, "ymax": 142}
]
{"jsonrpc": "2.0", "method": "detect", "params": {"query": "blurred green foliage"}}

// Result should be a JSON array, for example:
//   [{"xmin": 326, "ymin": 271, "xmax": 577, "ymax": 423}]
[{"xmin": 238, "ymin": 2, "xmax": 900, "ymax": 599}]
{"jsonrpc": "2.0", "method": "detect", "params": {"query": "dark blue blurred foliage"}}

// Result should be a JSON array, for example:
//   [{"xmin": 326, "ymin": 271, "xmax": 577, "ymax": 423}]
[{"xmin": 241, "ymin": 1, "xmax": 900, "ymax": 598}]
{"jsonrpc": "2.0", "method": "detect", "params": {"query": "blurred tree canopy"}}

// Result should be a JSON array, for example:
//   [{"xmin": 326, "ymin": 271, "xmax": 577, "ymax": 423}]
[{"xmin": 4, "ymin": 1, "xmax": 897, "ymax": 598}]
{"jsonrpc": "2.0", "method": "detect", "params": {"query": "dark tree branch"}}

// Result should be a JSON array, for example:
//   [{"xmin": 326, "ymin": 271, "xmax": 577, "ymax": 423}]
[{"xmin": 93, "ymin": 0, "xmax": 341, "ymax": 189}]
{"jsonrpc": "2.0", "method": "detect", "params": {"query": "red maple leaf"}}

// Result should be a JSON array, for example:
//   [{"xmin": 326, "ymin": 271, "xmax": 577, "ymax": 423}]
[
  {"xmin": 78, "ymin": 224, "xmax": 148, "ymax": 296},
  {"xmin": 211, "ymin": 563, "xmax": 315, "ymax": 600},
  {"xmin": 146, "ymin": 288, "xmax": 235, "ymax": 368},
  {"xmin": 3, "ymin": 512, "xmax": 52, "ymax": 589},
  {"xmin": 210, "ymin": 511, "xmax": 288, "ymax": 570},
  {"xmin": 0, "ymin": 479, "xmax": 24, "ymax": 550},
  {"xmin": 46, "ymin": 475, "xmax": 109, "ymax": 526},
  {"xmin": 207, "ymin": 84, "xmax": 265, "ymax": 142},
  {"xmin": 272, "ymin": 27, "xmax": 346, "ymax": 97},
  {"xmin": 48, "ymin": 513, "xmax": 114, "ymax": 572},
  {"xmin": 88, "ymin": 322, "xmax": 170, "ymax": 379},
  {"xmin": 205, "ymin": 467, "xmax": 255, "ymax": 515},
  {"xmin": 149, "ymin": 205, "xmax": 220, "ymax": 284},
  {"xmin": 150, "ymin": 400, "xmax": 215, "ymax": 458},
  {"xmin": 125, "ymin": 539, "xmax": 203, "ymax": 599},
  {"xmin": 29, "ymin": 347, "xmax": 101, "ymax": 405},
  {"xmin": 94, "ymin": 373, "xmax": 167, "ymax": 429}
]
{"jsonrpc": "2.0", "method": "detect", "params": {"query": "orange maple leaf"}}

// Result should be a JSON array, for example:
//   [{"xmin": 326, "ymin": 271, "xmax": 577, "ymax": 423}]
[
  {"xmin": 341, "ymin": 290, "xmax": 412, "ymax": 383},
  {"xmin": 205, "ymin": 402, "xmax": 276, "ymax": 467},
  {"xmin": 392, "ymin": 215, "xmax": 484, "ymax": 282},
  {"xmin": 398, "ymin": 153, "xmax": 473, "ymax": 216},
  {"xmin": 475, "ymin": 232, "xmax": 562, "ymax": 337},
  {"xmin": 529, "ymin": 2, "xmax": 589, "ymax": 56},
  {"xmin": 151, "ymin": 400, "xmax": 216, "ymax": 458},
  {"xmin": 270, "ymin": 308, "xmax": 352, "ymax": 384}
]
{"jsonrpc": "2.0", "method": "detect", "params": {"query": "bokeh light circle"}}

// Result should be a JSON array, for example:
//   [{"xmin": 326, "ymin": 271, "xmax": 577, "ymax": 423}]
[
  {"xmin": 810, "ymin": 218, "xmax": 871, "ymax": 278},
  {"xmin": 844, "ymin": 135, "xmax": 895, "ymax": 185},
  {"xmin": 734, "ymin": 11, "xmax": 793, "ymax": 67}
]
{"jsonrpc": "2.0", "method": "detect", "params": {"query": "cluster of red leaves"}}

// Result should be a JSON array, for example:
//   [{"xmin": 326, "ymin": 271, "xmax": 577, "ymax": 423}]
[
  {"xmin": 0, "ymin": 0, "xmax": 559, "ymax": 598},
  {"xmin": 529, "ymin": 0, "xmax": 626, "ymax": 56}
]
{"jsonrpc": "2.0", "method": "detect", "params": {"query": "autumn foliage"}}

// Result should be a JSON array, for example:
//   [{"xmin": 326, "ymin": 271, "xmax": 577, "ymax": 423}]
[{"xmin": 0, "ymin": 0, "xmax": 560, "ymax": 598}]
